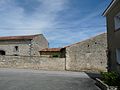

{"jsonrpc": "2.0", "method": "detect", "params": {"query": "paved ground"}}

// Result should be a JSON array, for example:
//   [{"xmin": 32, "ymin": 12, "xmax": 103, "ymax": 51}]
[{"xmin": 0, "ymin": 68, "xmax": 100, "ymax": 90}]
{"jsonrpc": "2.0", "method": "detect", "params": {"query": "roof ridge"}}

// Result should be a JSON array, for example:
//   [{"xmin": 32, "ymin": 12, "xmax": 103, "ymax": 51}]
[
  {"xmin": 40, "ymin": 48, "xmax": 62, "ymax": 52},
  {"xmin": 0, "ymin": 34, "xmax": 42, "ymax": 40},
  {"xmin": 0, "ymin": 34, "xmax": 42, "ymax": 38},
  {"xmin": 64, "ymin": 33, "xmax": 106, "ymax": 48}
]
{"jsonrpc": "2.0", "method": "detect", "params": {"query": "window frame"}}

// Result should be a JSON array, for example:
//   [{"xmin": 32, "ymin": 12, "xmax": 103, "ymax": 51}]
[
  {"xmin": 116, "ymin": 48, "xmax": 120, "ymax": 64},
  {"xmin": 114, "ymin": 12, "xmax": 120, "ymax": 31}
]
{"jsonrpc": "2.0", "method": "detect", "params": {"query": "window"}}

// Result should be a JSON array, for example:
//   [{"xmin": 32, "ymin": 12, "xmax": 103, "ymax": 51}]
[
  {"xmin": 95, "ymin": 42, "xmax": 97, "ymax": 44},
  {"xmin": 88, "ymin": 45, "xmax": 90, "ymax": 47},
  {"xmin": 116, "ymin": 48, "xmax": 120, "ymax": 64},
  {"xmin": 114, "ymin": 12, "xmax": 120, "ymax": 30},
  {"xmin": 0, "ymin": 50, "xmax": 5, "ymax": 55},
  {"xmin": 15, "ymin": 46, "xmax": 19, "ymax": 51}
]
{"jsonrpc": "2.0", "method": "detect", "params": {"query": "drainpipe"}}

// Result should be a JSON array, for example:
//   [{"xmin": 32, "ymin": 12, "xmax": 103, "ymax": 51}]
[
  {"xmin": 65, "ymin": 48, "xmax": 67, "ymax": 71},
  {"xmin": 29, "ymin": 40, "xmax": 32, "ymax": 61}
]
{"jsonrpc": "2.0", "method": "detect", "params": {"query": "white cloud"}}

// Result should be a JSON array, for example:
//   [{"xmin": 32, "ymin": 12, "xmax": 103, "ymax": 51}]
[
  {"xmin": 0, "ymin": 0, "xmax": 107, "ymax": 47},
  {"xmin": 0, "ymin": 0, "xmax": 69, "ymax": 36}
]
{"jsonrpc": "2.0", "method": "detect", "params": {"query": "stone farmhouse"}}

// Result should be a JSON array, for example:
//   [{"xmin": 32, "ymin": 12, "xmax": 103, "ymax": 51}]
[
  {"xmin": 0, "ymin": 33, "xmax": 107, "ymax": 72},
  {"xmin": 39, "ymin": 33, "xmax": 108, "ymax": 72},
  {"xmin": 103, "ymin": 0, "xmax": 120, "ymax": 73},
  {"xmin": 0, "ymin": 34, "xmax": 48, "ymax": 56}
]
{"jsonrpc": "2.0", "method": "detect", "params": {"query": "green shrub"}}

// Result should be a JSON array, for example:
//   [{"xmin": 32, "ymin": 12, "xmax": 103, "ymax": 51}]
[
  {"xmin": 52, "ymin": 54, "xmax": 60, "ymax": 58},
  {"xmin": 101, "ymin": 72, "xmax": 120, "ymax": 86}
]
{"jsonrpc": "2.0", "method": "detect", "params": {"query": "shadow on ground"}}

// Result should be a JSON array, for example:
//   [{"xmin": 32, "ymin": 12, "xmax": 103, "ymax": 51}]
[{"xmin": 85, "ymin": 72, "xmax": 101, "ymax": 80}]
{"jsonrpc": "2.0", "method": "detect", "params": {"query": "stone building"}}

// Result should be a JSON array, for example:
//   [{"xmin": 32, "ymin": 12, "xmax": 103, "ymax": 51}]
[
  {"xmin": 39, "ymin": 48, "xmax": 65, "ymax": 58},
  {"xmin": 64, "ymin": 33, "xmax": 107, "ymax": 72},
  {"xmin": 103, "ymin": 0, "xmax": 120, "ymax": 73},
  {"xmin": 40, "ymin": 48, "xmax": 62, "ymax": 57},
  {"xmin": 0, "ymin": 34, "xmax": 48, "ymax": 56}
]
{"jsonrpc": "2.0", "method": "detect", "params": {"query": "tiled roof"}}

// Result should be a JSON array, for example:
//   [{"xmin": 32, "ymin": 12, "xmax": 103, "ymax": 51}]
[
  {"xmin": 0, "ymin": 34, "xmax": 41, "ymax": 40},
  {"xmin": 40, "ymin": 48, "xmax": 62, "ymax": 52}
]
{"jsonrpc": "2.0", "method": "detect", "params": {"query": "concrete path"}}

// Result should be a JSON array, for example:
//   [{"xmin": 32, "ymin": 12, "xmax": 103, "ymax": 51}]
[{"xmin": 0, "ymin": 68, "xmax": 100, "ymax": 90}]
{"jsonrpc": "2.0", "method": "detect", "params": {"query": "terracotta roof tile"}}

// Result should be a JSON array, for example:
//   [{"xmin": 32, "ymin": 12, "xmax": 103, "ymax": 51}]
[
  {"xmin": 0, "ymin": 34, "xmax": 41, "ymax": 40},
  {"xmin": 40, "ymin": 48, "xmax": 62, "ymax": 52}
]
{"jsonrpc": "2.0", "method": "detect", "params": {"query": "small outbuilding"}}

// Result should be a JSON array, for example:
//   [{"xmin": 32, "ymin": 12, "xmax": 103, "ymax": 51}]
[{"xmin": 39, "ymin": 48, "xmax": 65, "ymax": 58}]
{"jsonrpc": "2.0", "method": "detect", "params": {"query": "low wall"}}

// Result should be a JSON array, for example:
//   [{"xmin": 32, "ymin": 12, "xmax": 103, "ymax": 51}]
[{"xmin": 0, "ymin": 56, "xmax": 65, "ymax": 71}]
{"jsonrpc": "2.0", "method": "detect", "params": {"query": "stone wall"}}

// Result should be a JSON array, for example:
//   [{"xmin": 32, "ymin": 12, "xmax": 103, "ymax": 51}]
[
  {"xmin": 65, "ymin": 33, "xmax": 107, "ymax": 72},
  {"xmin": 0, "ymin": 56, "xmax": 65, "ymax": 71},
  {"xmin": 0, "ymin": 34, "xmax": 48, "ymax": 56},
  {"xmin": 31, "ymin": 34, "xmax": 49, "ymax": 56},
  {"xmin": 0, "ymin": 40, "xmax": 31, "ymax": 56},
  {"xmin": 0, "ymin": 33, "xmax": 108, "ymax": 72}
]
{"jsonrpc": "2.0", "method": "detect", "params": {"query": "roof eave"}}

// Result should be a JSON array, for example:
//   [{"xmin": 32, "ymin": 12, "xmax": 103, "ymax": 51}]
[
  {"xmin": 103, "ymin": 0, "xmax": 117, "ymax": 16},
  {"xmin": 0, "ymin": 34, "xmax": 41, "ymax": 41}
]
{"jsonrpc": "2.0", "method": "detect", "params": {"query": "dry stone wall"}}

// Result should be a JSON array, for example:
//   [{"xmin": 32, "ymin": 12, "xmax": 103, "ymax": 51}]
[{"xmin": 0, "ymin": 56, "xmax": 65, "ymax": 71}]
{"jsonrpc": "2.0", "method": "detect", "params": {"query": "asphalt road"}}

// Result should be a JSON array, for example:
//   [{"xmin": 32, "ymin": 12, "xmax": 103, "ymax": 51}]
[{"xmin": 0, "ymin": 68, "xmax": 100, "ymax": 90}]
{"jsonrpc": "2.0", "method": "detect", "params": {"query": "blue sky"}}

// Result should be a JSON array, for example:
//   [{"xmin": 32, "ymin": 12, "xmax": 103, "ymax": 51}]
[{"xmin": 0, "ymin": 0, "xmax": 111, "ymax": 47}]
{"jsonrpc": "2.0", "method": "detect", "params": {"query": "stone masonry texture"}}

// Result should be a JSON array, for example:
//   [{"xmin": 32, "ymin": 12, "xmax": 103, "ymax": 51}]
[
  {"xmin": 0, "ymin": 56, "xmax": 65, "ymax": 71},
  {"xmin": 0, "ymin": 33, "xmax": 107, "ymax": 72},
  {"xmin": 0, "ymin": 34, "xmax": 48, "ymax": 56},
  {"xmin": 65, "ymin": 33, "xmax": 107, "ymax": 72}
]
